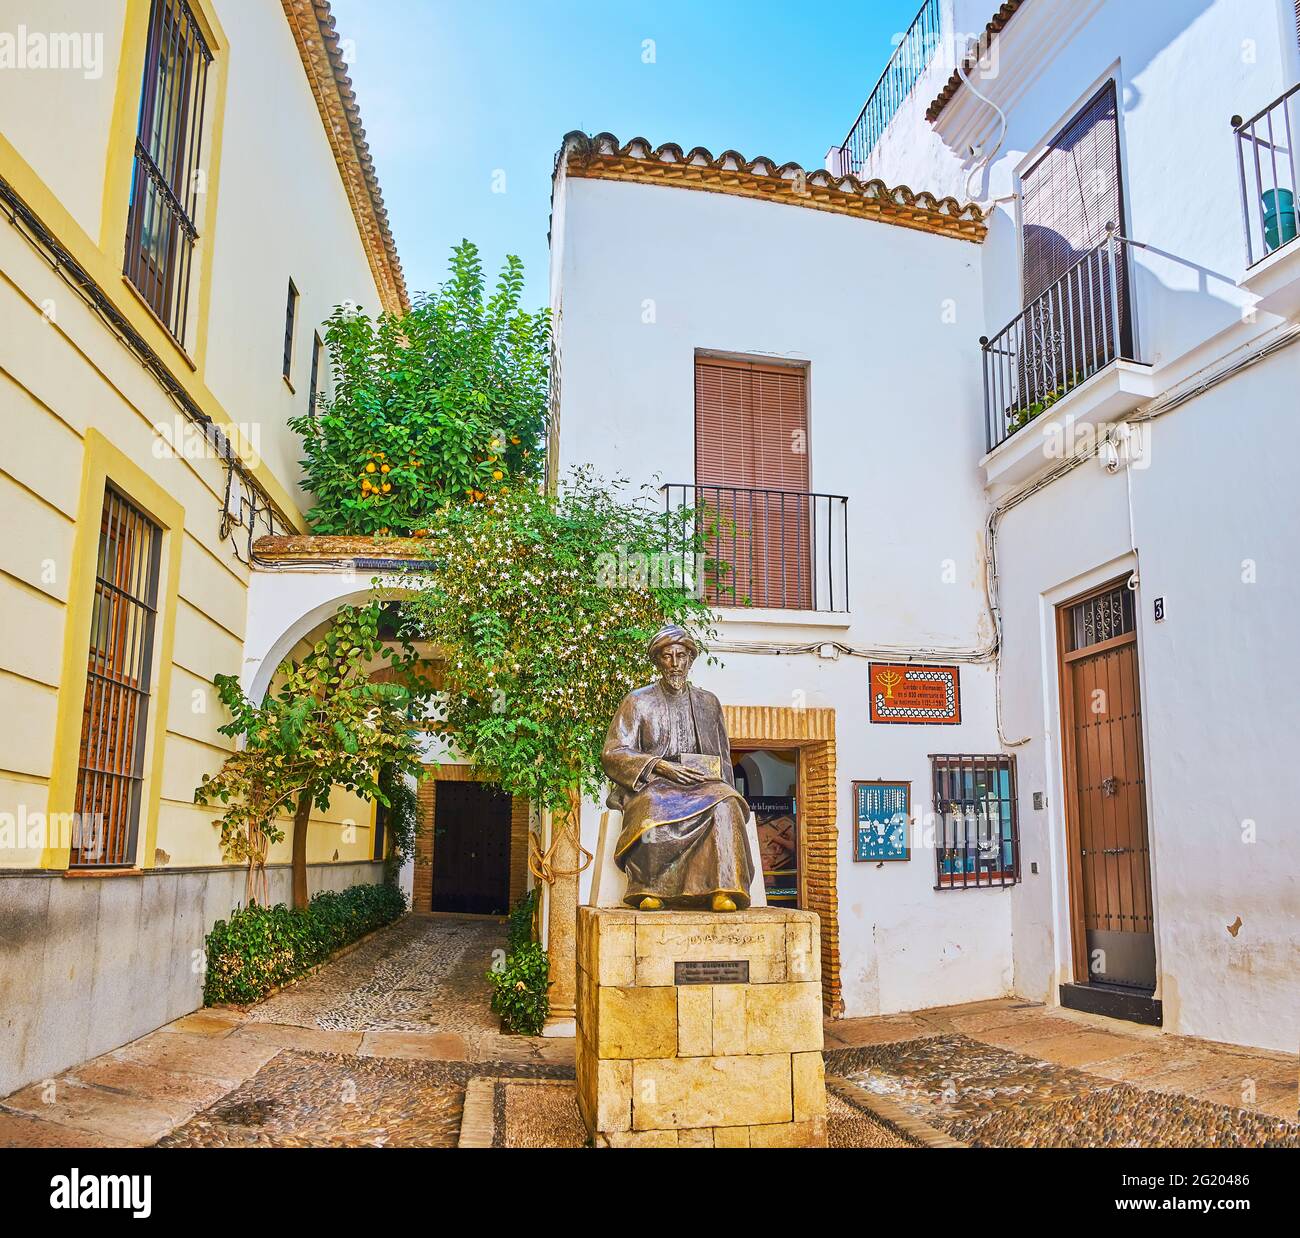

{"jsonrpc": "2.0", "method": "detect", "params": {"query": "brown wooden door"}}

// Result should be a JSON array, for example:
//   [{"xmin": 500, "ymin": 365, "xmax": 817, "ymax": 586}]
[
  {"xmin": 1059, "ymin": 583, "xmax": 1155, "ymax": 990},
  {"xmin": 431, "ymin": 781, "xmax": 512, "ymax": 915},
  {"xmin": 694, "ymin": 357, "xmax": 811, "ymax": 608}
]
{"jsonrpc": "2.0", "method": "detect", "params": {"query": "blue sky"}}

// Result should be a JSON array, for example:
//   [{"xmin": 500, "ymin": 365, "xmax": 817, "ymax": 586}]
[{"xmin": 328, "ymin": 0, "xmax": 923, "ymax": 309}]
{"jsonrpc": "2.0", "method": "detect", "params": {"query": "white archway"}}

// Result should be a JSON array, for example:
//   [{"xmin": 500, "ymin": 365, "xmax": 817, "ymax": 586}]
[{"xmin": 242, "ymin": 566, "xmax": 419, "ymax": 702}]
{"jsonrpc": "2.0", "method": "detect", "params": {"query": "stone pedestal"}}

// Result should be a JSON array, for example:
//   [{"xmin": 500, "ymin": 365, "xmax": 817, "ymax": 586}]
[{"xmin": 576, "ymin": 906, "xmax": 827, "ymax": 1147}]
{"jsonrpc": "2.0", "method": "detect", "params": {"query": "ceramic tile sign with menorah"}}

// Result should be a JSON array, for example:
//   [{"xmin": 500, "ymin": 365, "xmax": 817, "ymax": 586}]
[{"xmin": 868, "ymin": 663, "xmax": 961, "ymax": 725}]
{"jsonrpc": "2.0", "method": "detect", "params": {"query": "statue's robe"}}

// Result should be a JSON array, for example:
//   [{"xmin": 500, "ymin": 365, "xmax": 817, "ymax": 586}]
[{"xmin": 601, "ymin": 681, "xmax": 754, "ymax": 909}]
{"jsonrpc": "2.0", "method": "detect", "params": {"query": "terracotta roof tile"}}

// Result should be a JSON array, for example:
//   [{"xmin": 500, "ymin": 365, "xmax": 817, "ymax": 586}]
[
  {"xmin": 926, "ymin": 0, "xmax": 1027, "ymax": 124},
  {"xmin": 557, "ymin": 131, "xmax": 986, "ymax": 243},
  {"xmin": 281, "ymin": 0, "xmax": 409, "ymax": 315}
]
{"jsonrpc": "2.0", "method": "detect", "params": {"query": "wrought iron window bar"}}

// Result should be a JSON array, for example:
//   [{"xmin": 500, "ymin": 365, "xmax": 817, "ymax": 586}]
[
  {"xmin": 931, "ymin": 753, "xmax": 1020, "ymax": 890},
  {"xmin": 123, "ymin": 0, "xmax": 212, "ymax": 346}
]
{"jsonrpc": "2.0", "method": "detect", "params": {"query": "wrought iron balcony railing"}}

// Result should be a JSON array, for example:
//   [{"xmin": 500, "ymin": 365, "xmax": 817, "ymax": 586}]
[
  {"xmin": 836, "ymin": 0, "xmax": 943, "ymax": 177},
  {"xmin": 980, "ymin": 227, "xmax": 1143, "ymax": 453},
  {"xmin": 1233, "ymin": 84, "xmax": 1300, "ymax": 268},
  {"xmin": 661, "ymin": 484, "xmax": 849, "ymax": 613}
]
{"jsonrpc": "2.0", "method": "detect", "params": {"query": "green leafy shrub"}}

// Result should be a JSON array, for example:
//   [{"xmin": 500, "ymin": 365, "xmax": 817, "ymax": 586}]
[
  {"xmin": 204, "ymin": 883, "xmax": 406, "ymax": 1006},
  {"xmin": 288, "ymin": 240, "xmax": 549, "ymax": 536},
  {"xmin": 488, "ymin": 941, "xmax": 551, "ymax": 1036},
  {"xmin": 377, "ymin": 762, "xmax": 419, "ymax": 888},
  {"xmin": 507, "ymin": 888, "xmax": 538, "ymax": 953}
]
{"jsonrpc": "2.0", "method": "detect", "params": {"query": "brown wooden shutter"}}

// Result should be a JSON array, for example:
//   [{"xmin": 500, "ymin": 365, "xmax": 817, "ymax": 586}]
[
  {"xmin": 694, "ymin": 357, "xmax": 810, "ymax": 608},
  {"xmin": 1021, "ymin": 80, "xmax": 1123, "ymax": 304}
]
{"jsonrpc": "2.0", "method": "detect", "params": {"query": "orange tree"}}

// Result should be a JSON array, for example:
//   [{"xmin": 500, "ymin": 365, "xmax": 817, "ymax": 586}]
[
  {"xmin": 289, "ymin": 240, "xmax": 548, "ymax": 535},
  {"xmin": 195, "ymin": 604, "xmax": 428, "ymax": 908}
]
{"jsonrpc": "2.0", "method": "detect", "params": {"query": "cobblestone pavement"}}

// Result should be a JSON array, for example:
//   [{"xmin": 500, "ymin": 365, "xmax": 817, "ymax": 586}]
[
  {"xmin": 827, "ymin": 1029, "xmax": 1300, "ymax": 1148},
  {"xmin": 245, "ymin": 915, "xmax": 500, "ymax": 1037},
  {"xmin": 159, "ymin": 1052, "xmax": 571, "ymax": 1149},
  {"xmin": 0, "ymin": 915, "xmax": 570, "ymax": 1148},
  {"xmin": 7, "ymin": 924, "xmax": 1297, "ymax": 1149}
]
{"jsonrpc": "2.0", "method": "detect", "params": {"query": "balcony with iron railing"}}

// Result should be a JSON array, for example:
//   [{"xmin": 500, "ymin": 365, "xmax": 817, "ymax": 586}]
[
  {"xmin": 979, "ymin": 226, "xmax": 1155, "ymax": 486},
  {"xmin": 831, "ymin": 0, "xmax": 944, "ymax": 179},
  {"xmin": 661, "ymin": 484, "xmax": 849, "ymax": 615},
  {"xmin": 1234, "ymin": 84, "xmax": 1300, "ymax": 318}
]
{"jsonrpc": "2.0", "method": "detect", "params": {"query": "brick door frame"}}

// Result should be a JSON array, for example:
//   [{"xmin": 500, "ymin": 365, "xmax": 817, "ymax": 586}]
[
  {"xmin": 413, "ymin": 764, "xmax": 529, "ymax": 914},
  {"xmin": 724, "ymin": 705, "xmax": 840, "ymax": 1015}
]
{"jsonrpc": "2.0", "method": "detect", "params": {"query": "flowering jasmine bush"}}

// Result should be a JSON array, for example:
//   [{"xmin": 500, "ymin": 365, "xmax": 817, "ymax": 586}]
[{"xmin": 400, "ymin": 468, "xmax": 715, "ymax": 817}]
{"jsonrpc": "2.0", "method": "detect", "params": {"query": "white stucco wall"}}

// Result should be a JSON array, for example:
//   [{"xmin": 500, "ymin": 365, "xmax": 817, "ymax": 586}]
[
  {"xmin": 846, "ymin": 0, "xmax": 1300, "ymax": 1050},
  {"xmin": 863, "ymin": 0, "xmax": 1297, "ymax": 373},
  {"xmin": 554, "ymin": 0, "xmax": 1300, "ymax": 1046},
  {"xmin": 200, "ymin": 0, "xmax": 384, "ymax": 509},
  {"xmin": 994, "ymin": 348, "xmax": 1300, "ymax": 1052},
  {"xmin": 552, "ymin": 171, "xmax": 1020, "ymax": 1018}
]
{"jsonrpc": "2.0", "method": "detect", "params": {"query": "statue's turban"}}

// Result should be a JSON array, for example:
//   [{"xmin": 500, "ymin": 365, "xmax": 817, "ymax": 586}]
[{"xmin": 648, "ymin": 624, "xmax": 700, "ymax": 661}]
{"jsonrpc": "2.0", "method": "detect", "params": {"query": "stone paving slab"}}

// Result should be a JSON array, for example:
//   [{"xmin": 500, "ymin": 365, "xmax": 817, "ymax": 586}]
[
  {"xmin": 0, "ymin": 1108, "xmax": 120, "ymax": 1148},
  {"xmin": 359, "ymin": 1031, "xmax": 469, "ymax": 1061},
  {"xmin": 1011, "ymin": 1029, "xmax": 1150, "ymax": 1067},
  {"xmin": 0, "ymin": 1078, "xmax": 188, "ymax": 1147},
  {"xmin": 5, "ymin": 915, "xmax": 1293, "ymax": 1149},
  {"xmin": 458, "ymin": 1074, "xmax": 924, "ymax": 1149},
  {"xmin": 230, "ymin": 1023, "xmax": 366, "ymax": 1056},
  {"xmin": 824, "ymin": 1013, "xmax": 931, "ymax": 1047},
  {"xmin": 65, "ymin": 1057, "xmax": 234, "ymax": 1111},
  {"xmin": 161, "ymin": 1010, "xmax": 245, "ymax": 1037},
  {"xmin": 828, "ymin": 999, "xmax": 1297, "ymax": 1124},
  {"xmin": 111, "ymin": 1028, "xmax": 282, "ymax": 1083}
]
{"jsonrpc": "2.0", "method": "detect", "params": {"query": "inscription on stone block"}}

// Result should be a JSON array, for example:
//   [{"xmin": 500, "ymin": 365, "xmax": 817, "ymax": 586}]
[{"xmin": 674, "ymin": 959, "xmax": 749, "ymax": 985}]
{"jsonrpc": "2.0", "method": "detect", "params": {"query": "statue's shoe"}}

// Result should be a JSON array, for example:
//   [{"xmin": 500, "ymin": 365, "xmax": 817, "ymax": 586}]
[
  {"xmin": 711, "ymin": 893, "xmax": 738, "ymax": 913},
  {"xmin": 638, "ymin": 896, "xmax": 664, "ymax": 911}
]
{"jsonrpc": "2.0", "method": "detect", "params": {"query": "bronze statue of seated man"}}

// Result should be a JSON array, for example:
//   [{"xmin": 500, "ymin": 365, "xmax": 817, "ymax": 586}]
[{"xmin": 601, "ymin": 624, "xmax": 754, "ymax": 912}]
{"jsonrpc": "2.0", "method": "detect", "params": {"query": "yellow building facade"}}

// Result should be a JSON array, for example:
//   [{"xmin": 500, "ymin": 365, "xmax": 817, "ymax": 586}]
[{"xmin": 0, "ymin": 0, "xmax": 406, "ymax": 1092}]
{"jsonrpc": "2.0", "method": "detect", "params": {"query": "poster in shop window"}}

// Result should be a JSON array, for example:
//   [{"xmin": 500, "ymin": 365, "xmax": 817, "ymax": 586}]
[{"xmin": 852, "ymin": 780, "xmax": 910, "ymax": 863}]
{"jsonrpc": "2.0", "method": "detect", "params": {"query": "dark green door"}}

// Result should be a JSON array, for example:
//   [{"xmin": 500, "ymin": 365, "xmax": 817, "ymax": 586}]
[{"xmin": 431, "ymin": 781, "xmax": 511, "ymax": 915}]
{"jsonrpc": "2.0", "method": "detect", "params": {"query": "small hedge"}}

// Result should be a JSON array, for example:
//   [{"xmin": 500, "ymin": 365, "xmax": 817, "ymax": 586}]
[
  {"xmin": 204, "ymin": 883, "xmax": 406, "ymax": 1006},
  {"xmin": 488, "ymin": 889, "xmax": 550, "ymax": 1036},
  {"xmin": 488, "ymin": 942, "xmax": 551, "ymax": 1037}
]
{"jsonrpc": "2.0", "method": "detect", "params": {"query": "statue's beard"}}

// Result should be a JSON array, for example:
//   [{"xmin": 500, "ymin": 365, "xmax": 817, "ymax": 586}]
[{"xmin": 661, "ymin": 669, "xmax": 689, "ymax": 692}]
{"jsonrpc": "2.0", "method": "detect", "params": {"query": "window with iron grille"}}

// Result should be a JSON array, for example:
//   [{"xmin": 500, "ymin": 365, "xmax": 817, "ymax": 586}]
[
  {"xmin": 308, "ymin": 331, "xmax": 325, "ymax": 414},
  {"xmin": 283, "ymin": 279, "xmax": 299, "ymax": 383},
  {"xmin": 931, "ymin": 754, "xmax": 1020, "ymax": 889},
  {"xmin": 124, "ymin": 0, "xmax": 212, "ymax": 346},
  {"xmin": 1067, "ymin": 582, "xmax": 1135, "ymax": 651},
  {"xmin": 373, "ymin": 799, "xmax": 387, "ymax": 862},
  {"xmin": 71, "ymin": 489, "xmax": 163, "ymax": 868}
]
